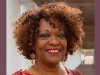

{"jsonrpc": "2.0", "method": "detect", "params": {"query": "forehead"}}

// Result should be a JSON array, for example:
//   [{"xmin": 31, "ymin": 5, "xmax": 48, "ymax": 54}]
[{"xmin": 39, "ymin": 18, "xmax": 63, "ymax": 31}]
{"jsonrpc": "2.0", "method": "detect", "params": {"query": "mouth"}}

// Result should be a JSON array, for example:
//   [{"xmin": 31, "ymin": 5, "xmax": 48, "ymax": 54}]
[{"xmin": 46, "ymin": 48, "xmax": 61, "ymax": 54}]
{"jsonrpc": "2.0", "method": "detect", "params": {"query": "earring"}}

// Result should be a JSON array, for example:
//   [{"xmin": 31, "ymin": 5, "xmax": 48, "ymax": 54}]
[{"xmin": 30, "ymin": 50, "xmax": 35, "ymax": 64}]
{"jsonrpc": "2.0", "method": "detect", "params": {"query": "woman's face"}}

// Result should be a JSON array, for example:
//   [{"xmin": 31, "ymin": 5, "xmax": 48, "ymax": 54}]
[{"xmin": 35, "ymin": 19, "xmax": 67, "ymax": 65}]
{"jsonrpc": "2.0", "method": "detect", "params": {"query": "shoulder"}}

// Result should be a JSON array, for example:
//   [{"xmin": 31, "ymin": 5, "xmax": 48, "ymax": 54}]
[
  {"xmin": 12, "ymin": 69, "xmax": 33, "ymax": 75},
  {"xmin": 69, "ymin": 69, "xmax": 82, "ymax": 75},
  {"xmin": 75, "ymin": 70, "xmax": 82, "ymax": 75},
  {"xmin": 12, "ymin": 65, "xmax": 41, "ymax": 75},
  {"xmin": 12, "ymin": 69, "xmax": 23, "ymax": 75},
  {"xmin": 27, "ymin": 65, "xmax": 40, "ymax": 75},
  {"xmin": 63, "ymin": 66, "xmax": 82, "ymax": 75}
]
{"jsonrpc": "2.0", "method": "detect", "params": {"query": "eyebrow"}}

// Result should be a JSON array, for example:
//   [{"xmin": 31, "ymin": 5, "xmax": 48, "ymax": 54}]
[{"xmin": 39, "ymin": 29, "xmax": 64, "ymax": 31}]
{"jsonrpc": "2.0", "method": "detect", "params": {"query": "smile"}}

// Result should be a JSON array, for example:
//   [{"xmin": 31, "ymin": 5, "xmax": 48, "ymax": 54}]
[
  {"xmin": 48, "ymin": 50, "xmax": 60, "ymax": 52},
  {"xmin": 46, "ymin": 49, "xmax": 61, "ymax": 54}
]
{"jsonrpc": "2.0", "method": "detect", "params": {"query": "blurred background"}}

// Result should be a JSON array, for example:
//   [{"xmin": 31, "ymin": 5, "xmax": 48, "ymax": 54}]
[{"xmin": 7, "ymin": 0, "xmax": 94, "ymax": 75}]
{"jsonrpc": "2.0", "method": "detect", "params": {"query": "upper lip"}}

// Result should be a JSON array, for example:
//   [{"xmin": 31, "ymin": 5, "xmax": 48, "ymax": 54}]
[{"xmin": 46, "ymin": 48, "xmax": 61, "ymax": 51}]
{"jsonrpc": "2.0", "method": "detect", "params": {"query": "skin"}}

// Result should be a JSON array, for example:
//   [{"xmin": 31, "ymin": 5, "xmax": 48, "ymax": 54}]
[{"xmin": 28, "ymin": 19, "xmax": 68, "ymax": 75}]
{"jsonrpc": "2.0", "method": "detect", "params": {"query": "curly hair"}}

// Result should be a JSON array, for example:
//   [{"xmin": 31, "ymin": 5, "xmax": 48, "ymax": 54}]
[{"xmin": 13, "ymin": 2, "xmax": 85, "ymax": 61}]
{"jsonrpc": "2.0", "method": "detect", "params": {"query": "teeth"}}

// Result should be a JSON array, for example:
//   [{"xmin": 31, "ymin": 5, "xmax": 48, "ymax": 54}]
[
  {"xmin": 52, "ymin": 50, "xmax": 55, "ymax": 52},
  {"xmin": 55, "ymin": 50, "xmax": 59, "ymax": 52},
  {"xmin": 48, "ymin": 50, "xmax": 59, "ymax": 52},
  {"xmin": 48, "ymin": 50, "xmax": 54, "ymax": 52}
]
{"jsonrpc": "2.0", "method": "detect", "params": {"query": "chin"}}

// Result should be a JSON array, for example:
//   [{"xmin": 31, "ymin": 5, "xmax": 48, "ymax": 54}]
[{"xmin": 47, "ymin": 58, "xmax": 61, "ymax": 65}]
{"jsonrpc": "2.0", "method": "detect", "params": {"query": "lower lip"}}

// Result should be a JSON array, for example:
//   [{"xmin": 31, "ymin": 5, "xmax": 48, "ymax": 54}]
[{"xmin": 47, "ymin": 51, "xmax": 60, "ymax": 54}]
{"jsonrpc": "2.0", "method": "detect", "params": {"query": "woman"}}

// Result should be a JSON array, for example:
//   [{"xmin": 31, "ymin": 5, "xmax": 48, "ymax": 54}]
[{"xmin": 12, "ymin": 2, "xmax": 84, "ymax": 75}]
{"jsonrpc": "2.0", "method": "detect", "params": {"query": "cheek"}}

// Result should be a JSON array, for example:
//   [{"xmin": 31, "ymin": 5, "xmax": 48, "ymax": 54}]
[
  {"xmin": 35, "ymin": 40, "xmax": 44, "ymax": 57},
  {"xmin": 62, "ymin": 39, "xmax": 67, "ymax": 49},
  {"xmin": 35, "ymin": 39, "xmax": 47, "ymax": 52},
  {"xmin": 62, "ymin": 40, "xmax": 67, "ymax": 53},
  {"xmin": 61, "ymin": 40, "xmax": 67, "ymax": 57}
]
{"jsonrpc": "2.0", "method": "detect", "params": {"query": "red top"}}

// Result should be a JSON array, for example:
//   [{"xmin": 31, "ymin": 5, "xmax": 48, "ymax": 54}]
[{"xmin": 12, "ymin": 67, "xmax": 82, "ymax": 75}]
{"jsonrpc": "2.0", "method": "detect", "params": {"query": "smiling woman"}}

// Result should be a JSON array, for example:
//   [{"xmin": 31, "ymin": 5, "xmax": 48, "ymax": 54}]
[
  {"xmin": 12, "ymin": 1, "xmax": 84, "ymax": 75},
  {"xmin": 35, "ymin": 19, "xmax": 67, "ymax": 66}
]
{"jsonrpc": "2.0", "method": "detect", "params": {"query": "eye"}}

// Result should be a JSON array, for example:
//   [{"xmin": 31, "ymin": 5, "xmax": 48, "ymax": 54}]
[
  {"xmin": 39, "ymin": 33, "xmax": 49, "ymax": 38},
  {"xmin": 57, "ymin": 33, "xmax": 65, "ymax": 38}
]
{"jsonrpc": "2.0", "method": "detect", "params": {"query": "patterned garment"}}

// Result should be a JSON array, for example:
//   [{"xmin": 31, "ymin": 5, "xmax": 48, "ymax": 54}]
[{"xmin": 12, "ymin": 67, "xmax": 81, "ymax": 75}]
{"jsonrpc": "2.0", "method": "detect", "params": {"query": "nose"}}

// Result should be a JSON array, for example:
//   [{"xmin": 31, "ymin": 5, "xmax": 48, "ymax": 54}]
[{"xmin": 48, "ymin": 36, "xmax": 59, "ymax": 46}]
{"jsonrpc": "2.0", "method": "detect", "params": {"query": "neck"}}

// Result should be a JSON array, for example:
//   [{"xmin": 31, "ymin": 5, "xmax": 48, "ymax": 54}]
[{"xmin": 35, "ymin": 59, "xmax": 62, "ymax": 75}]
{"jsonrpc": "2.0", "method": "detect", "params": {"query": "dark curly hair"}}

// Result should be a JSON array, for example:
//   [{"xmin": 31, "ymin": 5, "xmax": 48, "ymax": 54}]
[{"xmin": 13, "ymin": 2, "xmax": 85, "ymax": 61}]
